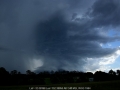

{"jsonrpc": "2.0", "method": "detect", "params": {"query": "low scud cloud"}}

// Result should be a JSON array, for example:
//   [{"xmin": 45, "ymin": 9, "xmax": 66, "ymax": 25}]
[{"xmin": 0, "ymin": 0, "xmax": 120, "ymax": 73}]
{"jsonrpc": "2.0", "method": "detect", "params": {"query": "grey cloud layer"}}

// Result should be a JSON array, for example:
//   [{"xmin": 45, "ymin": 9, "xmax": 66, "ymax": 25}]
[{"xmin": 87, "ymin": 0, "xmax": 120, "ymax": 27}]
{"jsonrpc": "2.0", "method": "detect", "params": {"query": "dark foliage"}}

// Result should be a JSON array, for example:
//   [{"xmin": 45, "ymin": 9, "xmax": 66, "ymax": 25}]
[{"xmin": 0, "ymin": 67, "xmax": 120, "ymax": 85}]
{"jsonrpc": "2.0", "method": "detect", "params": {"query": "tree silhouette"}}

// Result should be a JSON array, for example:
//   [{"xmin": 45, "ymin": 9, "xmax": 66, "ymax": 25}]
[
  {"xmin": 109, "ymin": 69, "xmax": 116, "ymax": 75},
  {"xmin": 0, "ymin": 67, "xmax": 9, "ymax": 75},
  {"xmin": 26, "ymin": 70, "xmax": 36, "ymax": 75},
  {"xmin": 0, "ymin": 67, "xmax": 10, "ymax": 85},
  {"xmin": 26, "ymin": 70, "xmax": 32, "ymax": 75},
  {"xmin": 11, "ymin": 70, "xmax": 18, "ymax": 75},
  {"xmin": 117, "ymin": 70, "xmax": 120, "ymax": 76},
  {"xmin": 0, "ymin": 66, "xmax": 120, "ymax": 86}
]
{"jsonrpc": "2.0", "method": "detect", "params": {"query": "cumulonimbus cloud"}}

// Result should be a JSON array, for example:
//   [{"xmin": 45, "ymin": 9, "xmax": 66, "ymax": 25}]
[{"xmin": 0, "ymin": 0, "xmax": 120, "ymax": 73}]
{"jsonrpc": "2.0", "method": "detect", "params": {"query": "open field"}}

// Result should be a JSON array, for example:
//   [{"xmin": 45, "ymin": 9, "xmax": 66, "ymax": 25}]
[{"xmin": 0, "ymin": 80, "xmax": 120, "ymax": 90}]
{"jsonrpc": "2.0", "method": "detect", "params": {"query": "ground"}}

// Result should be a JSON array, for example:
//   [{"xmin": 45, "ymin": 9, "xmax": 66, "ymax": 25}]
[{"xmin": 0, "ymin": 80, "xmax": 120, "ymax": 90}]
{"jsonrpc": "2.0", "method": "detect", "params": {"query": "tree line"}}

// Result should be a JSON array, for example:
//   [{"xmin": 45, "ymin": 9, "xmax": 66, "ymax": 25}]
[{"xmin": 0, "ymin": 67, "xmax": 120, "ymax": 85}]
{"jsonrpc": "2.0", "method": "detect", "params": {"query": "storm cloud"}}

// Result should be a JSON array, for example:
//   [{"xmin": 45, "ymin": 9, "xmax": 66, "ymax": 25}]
[{"xmin": 0, "ymin": 0, "xmax": 120, "ymax": 73}]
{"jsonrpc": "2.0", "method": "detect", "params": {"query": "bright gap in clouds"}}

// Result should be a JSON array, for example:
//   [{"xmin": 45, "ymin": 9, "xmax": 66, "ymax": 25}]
[
  {"xmin": 109, "ymin": 49, "xmax": 120, "ymax": 70},
  {"xmin": 84, "ymin": 49, "xmax": 120, "ymax": 72},
  {"xmin": 110, "ymin": 57, "xmax": 120, "ymax": 69},
  {"xmin": 100, "ymin": 42, "xmax": 120, "ymax": 48},
  {"xmin": 87, "ymin": 28, "xmax": 120, "ymax": 72},
  {"xmin": 100, "ymin": 29, "xmax": 120, "ymax": 48},
  {"xmin": 108, "ymin": 29, "xmax": 120, "ymax": 37},
  {"xmin": 99, "ymin": 43, "xmax": 120, "ymax": 72}
]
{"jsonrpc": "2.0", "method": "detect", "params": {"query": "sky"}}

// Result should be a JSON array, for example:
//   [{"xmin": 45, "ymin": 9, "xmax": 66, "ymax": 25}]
[{"xmin": 0, "ymin": 0, "xmax": 120, "ymax": 73}]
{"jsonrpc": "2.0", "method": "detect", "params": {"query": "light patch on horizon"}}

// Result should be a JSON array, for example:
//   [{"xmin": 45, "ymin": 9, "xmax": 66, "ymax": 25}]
[
  {"xmin": 84, "ymin": 49, "xmax": 120, "ymax": 72},
  {"xmin": 99, "ymin": 49, "xmax": 120, "ymax": 65},
  {"xmin": 28, "ymin": 58, "xmax": 44, "ymax": 71}
]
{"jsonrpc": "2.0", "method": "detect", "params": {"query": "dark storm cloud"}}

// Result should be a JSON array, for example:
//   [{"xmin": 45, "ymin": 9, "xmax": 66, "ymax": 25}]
[
  {"xmin": 34, "ymin": 11, "xmax": 119, "ymax": 71},
  {"xmin": 34, "ymin": 0, "xmax": 120, "ymax": 72},
  {"xmin": 0, "ymin": 0, "xmax": 120, "ymax": 73},
  {"xmin": 86, "ymin": 0, "xmax": 120, "ymax": 27},
  {"xmin": 0, "ymin": 46, "xmax": 10, "ymax": 51},
  {"xmin": 35, "ymin": 13, "xmax": 82, "ymax": 71}
]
